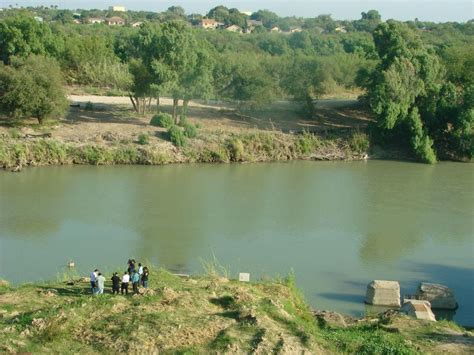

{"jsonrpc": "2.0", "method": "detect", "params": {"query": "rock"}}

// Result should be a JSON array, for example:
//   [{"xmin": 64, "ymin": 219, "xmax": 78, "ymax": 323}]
[
  {"xmin": 0, "ymin": 279, "xmax": 9, "ymax": 287},
  {"xmin": 313, "ymin": 310, "xmax": 347, "ymax": 328},
  {"xmin": 365, "ymin": 280, "xmax": 401, "ymax": 307},
  {"xmin": 401, "ymin": 300, "xmax": 436, "ymax": 321},
  {"xmin": 415, "ymin": 283, "xmax": 458, "ymax": 310}
]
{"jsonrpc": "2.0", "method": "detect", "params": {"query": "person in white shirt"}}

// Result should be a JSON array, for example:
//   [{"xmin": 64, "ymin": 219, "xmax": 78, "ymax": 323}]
[
  {"xmin": 121, "ymin": 271, "xmax": 130, "ymax": 295},
  {"xmin": 96, "ymin": 273, "xmax": 106, "ymax": 295},
  {"xmin": 90, "ymin": 269, "xmax": 99, "ymax": 294}
]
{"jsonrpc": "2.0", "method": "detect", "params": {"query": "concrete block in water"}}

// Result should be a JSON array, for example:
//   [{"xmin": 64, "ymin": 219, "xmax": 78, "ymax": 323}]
[
  {"xmin": 365, "ymin": 280, "xmax": 401, "ymax": 307},
  {"xmin": 415, "ymin": 282, "xmax": 458, "ymax": 310},
  {"xmin": 401, "ymin": 300, "xmax": 436, "ymax": 321}
]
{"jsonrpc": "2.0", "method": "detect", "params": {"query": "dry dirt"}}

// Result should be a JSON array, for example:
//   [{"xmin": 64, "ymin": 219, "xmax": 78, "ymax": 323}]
[{"xmin": 0, "ymin": 95, "xmax": 373, "ymax": 145}]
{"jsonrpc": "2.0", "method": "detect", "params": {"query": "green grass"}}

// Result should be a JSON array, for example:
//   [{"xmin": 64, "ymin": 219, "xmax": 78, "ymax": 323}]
[{"xmin": 0, "ymin": 269, "xmax": 470, "ymax": 353}]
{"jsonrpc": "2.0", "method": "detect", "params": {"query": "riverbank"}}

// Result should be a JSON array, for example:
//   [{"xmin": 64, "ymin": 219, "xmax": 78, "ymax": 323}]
[
  {"xmin": 1, "ymin": 271, "xmax": 472, "ymax": 353},
  {"xmin": 0, "ymin": 95, "xmax": 377, "ymax": 171},
  {"xmin": 0, "ymin": 130, "xmax": 371, "ymax": 171}
]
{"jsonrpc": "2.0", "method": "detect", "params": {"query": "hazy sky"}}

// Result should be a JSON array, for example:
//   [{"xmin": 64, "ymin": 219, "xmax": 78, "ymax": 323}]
[{"xmin": 2, "ymin": 0, "xmax": 473, "ymax": 22}]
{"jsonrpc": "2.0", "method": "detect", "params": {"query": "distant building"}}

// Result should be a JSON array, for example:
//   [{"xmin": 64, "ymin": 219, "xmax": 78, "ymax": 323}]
[
  {"xmin": 200, "ymin": 18, "xmax": 219, "ymax": 29},
  {"xmin": 106, "ymin": 16, "xmax": 126, "ymax": 26},
  {"xmin": 225, "ymin": 25, "xmax": 243, "ymax": 34},
  {"xmin": 335, "ymin": 26, "xmax": 347, "ymax": 33},
  {"xmin": 109, "ymin": 5, "xmax": 126, "ymax": 12},
  {"xmin": 289, "ymin": 27, "xmax": 302, "ymax": 33},
  {"xmin": 88, "ymin": 17, "xmax": 104, "ymax": 24},
  {"xmin": 131, "ymin": 21, "xmax": 143, "ymax": 28}
]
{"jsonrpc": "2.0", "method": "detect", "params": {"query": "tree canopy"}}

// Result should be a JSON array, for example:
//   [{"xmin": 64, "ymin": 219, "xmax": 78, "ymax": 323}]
[{"xmin": 0, "ymin": 55, "xmax": 68, "ymax": 124}]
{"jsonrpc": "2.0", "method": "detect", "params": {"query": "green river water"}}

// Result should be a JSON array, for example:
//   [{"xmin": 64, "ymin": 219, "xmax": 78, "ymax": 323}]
[{"xmin": 0, "ymin": 161, "xmax": 473, "ymax": 324}]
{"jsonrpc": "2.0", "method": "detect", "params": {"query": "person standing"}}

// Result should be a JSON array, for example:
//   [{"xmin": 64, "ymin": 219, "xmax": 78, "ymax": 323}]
[
  {"xmin": 141, "ymin": 267, "xmax": 149, "ymax": 288},
  {"xmin": 138, "ymin": 263, "xmax": 143, "ymax": 279},
  {"xmin": 96, "ymin": 273, "xmax": 106, "ymax": 295},
  {"xmin": 121, "ymin": 271, "xmax": 130, "ymax": 295},
  {"xmin": 111, "ymin": 272, "xmax": 120, "ymax": 294},
  {"xmin": 90, "ymin": 269, "xmax": 99, "ymax": 294},
  {"xmin": 131, "ymin": 270, "xmax": 140, "ymax": 294}
]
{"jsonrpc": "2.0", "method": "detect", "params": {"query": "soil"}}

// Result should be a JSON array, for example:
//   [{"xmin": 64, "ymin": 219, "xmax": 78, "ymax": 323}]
[{"xmin": 0, "ymin": 95, "xmax": 373, "ymax": 146}]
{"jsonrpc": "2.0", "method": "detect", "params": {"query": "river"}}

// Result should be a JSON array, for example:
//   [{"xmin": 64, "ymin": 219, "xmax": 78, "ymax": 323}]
[{"xmin": 1, "ymin": 161, "xmax": 473, "ymax": 325}]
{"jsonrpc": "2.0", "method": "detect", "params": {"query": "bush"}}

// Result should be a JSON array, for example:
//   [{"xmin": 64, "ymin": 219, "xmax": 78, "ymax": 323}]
[
  {"xmin": 349, "ymin": 130, "xmax": 370, "ymax": 154},
  {"xmin": 84, "ymin": 101, "xmax": 94, "ymax": 111},
  {"xmin": 150, "ymin": 113, "xmax": 173, "ymax": 129},
  {"xmin": 137, "ymin": 133, "xmax": 149, "ymax": 145},
  {"xmin": 226, "ymin": 138, "xmax": 245, "ymax": 161},
  {"xmin": 0, "ymin": 55, "xmax": 68, "ymax": 124},
  {"xmin": 168, "ymin": 125, "xmax": 187, "ymax": 147},
  {"xmin": 9, "ymin": 128, "xmax": 21, "ymax": 139},
  {"xmin": 183, "ymin": 123, "xmax": 197, "ymax": 138}
]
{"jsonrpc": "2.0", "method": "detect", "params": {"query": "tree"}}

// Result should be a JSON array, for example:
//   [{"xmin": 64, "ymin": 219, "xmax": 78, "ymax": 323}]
[
  {"xmin": 0, "ymin": 55, "xmax": 68, "ymax": 124},
  {"xmin": 250, "ymin": 9, "xmax": 279, "ymax": 29},
  {"xmin": 0, "ymin": 15, "xmax": 58, "ymax": 64},
  {"xmin": 363, "ymin": 21, "xmax": 472, "ymax": 162}
]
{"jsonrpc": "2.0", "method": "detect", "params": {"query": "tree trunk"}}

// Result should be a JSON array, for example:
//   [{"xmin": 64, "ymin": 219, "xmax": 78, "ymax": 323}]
[
  {"xmin": 182, "ymin": 99, "xmax": 189, "ymax": 120},
  {"xmin": 37, "ymin": 116, "xmax": 43, "ymax": 125},
  {"xmin": 173, "ymin": 98, "xmax": 180, "ymax": 124},
  {"xmin": 129, "ymin": 94, "xmax": 138, "ymax": 113}
]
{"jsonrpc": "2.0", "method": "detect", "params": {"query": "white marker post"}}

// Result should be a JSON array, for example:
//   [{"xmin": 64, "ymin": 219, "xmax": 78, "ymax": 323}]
[{"xmin": 239, "ymin": 273, "xmax": 250, "ymax": 282}]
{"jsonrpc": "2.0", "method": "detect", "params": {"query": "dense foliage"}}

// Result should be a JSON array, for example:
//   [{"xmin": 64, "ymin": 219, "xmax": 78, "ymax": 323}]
[
  {"xmin": 0, "ymin": 55, "xmax": 68, "ymax": 124},
  {"xmin": 360, "ymin": 21, "xmax": 473, "ymax": 162},
  {"xmin": 0, "ymin": 6, "xmax": 472, "ymax": 160}
]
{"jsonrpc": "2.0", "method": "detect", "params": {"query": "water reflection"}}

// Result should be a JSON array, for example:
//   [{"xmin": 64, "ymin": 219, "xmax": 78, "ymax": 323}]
[{"xmin": 0, "ymin": 161, "xmax": 473, "ymax": 324}]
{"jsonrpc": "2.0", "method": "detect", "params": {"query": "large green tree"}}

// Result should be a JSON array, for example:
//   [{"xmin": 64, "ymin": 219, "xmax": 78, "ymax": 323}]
[
  {"xmin": 0, "ymin": 55, "xmax": 68, "ymax": 124},
  {"xmin": 363, "ymin": 21, "xmax": 465, "ymax": 163},
  {"xmin": 0, "ymin": 15, "xmax": 59, "ymax": 64}
]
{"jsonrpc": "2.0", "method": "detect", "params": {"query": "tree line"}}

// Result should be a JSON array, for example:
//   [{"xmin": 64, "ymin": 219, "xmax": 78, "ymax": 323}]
[{"xmin": 0, "ymin": 8, "xmax": 472, "ymax": 162}]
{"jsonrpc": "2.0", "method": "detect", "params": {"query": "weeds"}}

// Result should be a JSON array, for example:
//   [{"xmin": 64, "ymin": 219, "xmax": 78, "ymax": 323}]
[{"xmin": 137, "ymin": 133, "xmax": 150, "ymax": 145}]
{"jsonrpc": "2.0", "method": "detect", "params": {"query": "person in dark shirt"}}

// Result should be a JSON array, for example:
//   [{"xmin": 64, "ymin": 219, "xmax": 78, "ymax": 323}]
[
  {"xmin": 141, "ymin": 267, "xmax": 149, "ymax": 288},
  {"xmin": 111, "ymin": 272, "xmax": 120, "ymax": 294}
]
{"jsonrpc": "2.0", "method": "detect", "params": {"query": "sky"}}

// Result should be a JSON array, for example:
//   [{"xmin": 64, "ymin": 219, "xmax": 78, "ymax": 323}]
[{"xmin": 1, "ymin": 0, "xmax": 473, "ymax": 22}]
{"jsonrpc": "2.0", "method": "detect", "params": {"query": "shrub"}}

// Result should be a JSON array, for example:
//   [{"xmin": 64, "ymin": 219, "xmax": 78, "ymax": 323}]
[
  {"xmin": 137, "ymin": 133, "xmax": 149, "ymax": 145},
  {"xmin": 183, "ymin": 123, "xmax": 197, "ymax": 138},
  {"xmin": 297, "ymin": 131, "xmax": 319, "ymax": 154},
  {"xmin": 349, "ymin": 130, "xmax": 370, "ymax": 154},
  {"xmin": 168, "ymin": 125, "xmax": 187, "ymax": 147},
  {"xmin": 84, "ymin": 101, "xmax": 94, "ymax": 111},
  {"xmin": 9, "ymin": 128, "xmax": 21, "ymax": 139},
  {"xmin": 227, "ymin": 138, "xmax": 245, "ymax": 161},
  {"xmin": 0, "ymin": 55, "xmax": 68, "ymax": 124},
  {"xmin": 150, "ymin": 113, "xmax": 173, "ymax": 129}
]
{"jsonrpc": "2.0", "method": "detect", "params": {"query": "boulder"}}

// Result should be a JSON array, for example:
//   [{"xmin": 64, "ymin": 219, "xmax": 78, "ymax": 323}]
[
  {"xmin": 415, "ymin": 283, "xmax": 458, "ymax": 310},
  {"xmin": 401, "ymin": 300, "xmax": 436, "ymax": 321},
  {"xmin": 365, "ymin": 280, "xmax": 401, "ymax": 307}
]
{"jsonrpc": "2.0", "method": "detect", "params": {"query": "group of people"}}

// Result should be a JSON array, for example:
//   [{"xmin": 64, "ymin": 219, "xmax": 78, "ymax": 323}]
[{"xmin": 89, "ymin": 259, "xmax": 150, "ymax": 295}]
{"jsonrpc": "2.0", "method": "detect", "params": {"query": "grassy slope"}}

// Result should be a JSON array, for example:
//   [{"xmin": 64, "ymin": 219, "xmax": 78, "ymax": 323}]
[{"xmin": 1, "ymin": 270, "xmax": 472, "ymax": 354}]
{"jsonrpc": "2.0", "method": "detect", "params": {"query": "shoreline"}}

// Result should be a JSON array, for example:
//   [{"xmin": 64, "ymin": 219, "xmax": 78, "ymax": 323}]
[
  {"xmin": 0, "ymin": 130, "xmax": 374, "ymax": 172},
  {"xmin": 1, "ymin": 272, "xmax": 473, "ymax": 353}
]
